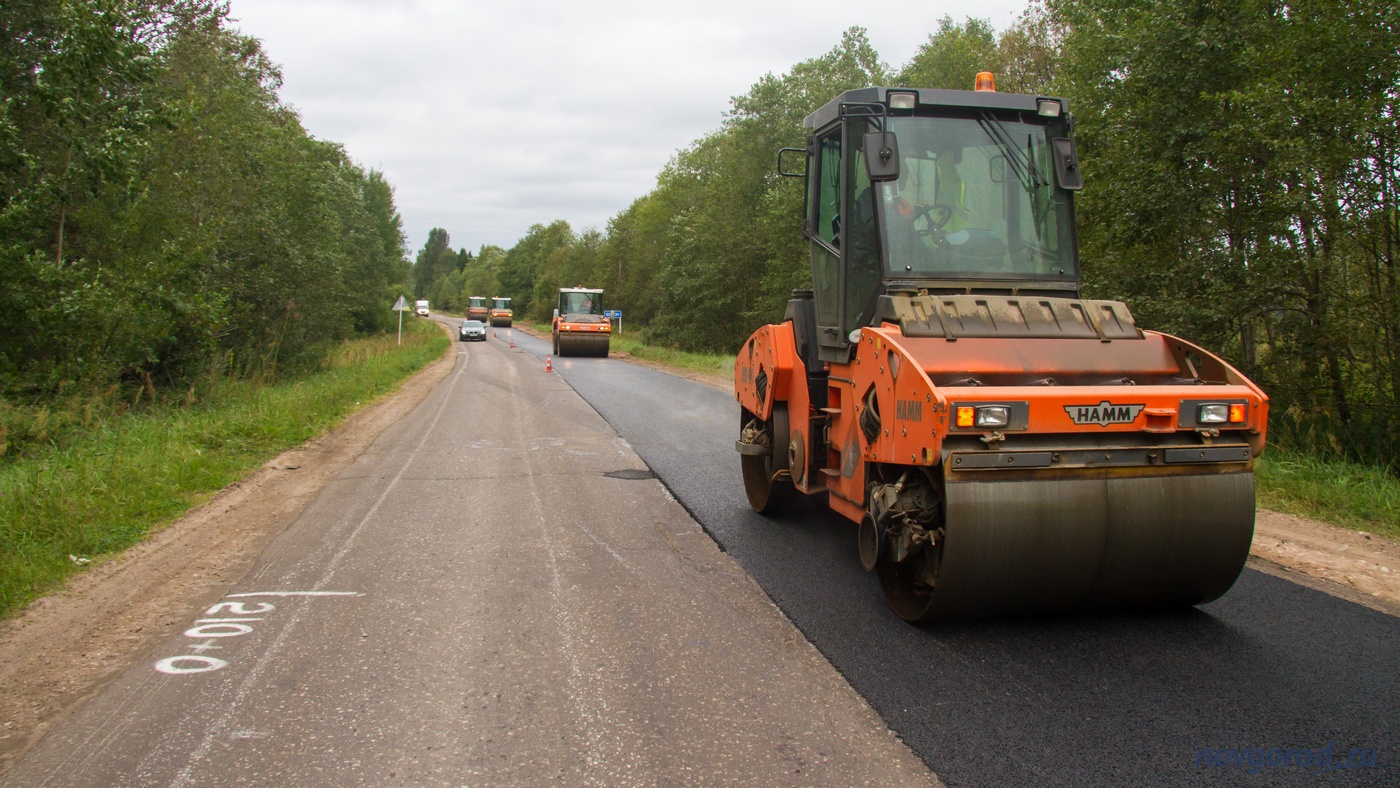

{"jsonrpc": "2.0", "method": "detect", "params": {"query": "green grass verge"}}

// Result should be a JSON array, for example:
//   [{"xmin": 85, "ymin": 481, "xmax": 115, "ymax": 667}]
[
  {"xmin": 1256, "ymin": 448, "xmax": 1400, "ymax": 540},
  {"xmin": 0, "ymin": 319, "xmax": 448, "ymax": 618},
  {"xmin": 609, "ymin": 333, "xmax": 734, "ymax": 379}
]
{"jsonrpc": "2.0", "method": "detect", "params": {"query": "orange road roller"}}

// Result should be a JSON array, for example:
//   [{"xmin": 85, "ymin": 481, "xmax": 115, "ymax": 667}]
[
  {"xmin": 552, "ymin": 287, "xmax": 610, "ymax": 357},
  {"xmin": 489, "ymin": 296, "xmax": 513, "ymax": 327},
  {"xmin": 734, "ymin": 79, "xmax": 1268, "ymax": 622}
]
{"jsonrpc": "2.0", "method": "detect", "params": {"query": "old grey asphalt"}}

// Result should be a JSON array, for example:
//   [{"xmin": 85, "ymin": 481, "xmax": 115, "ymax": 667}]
[{"xmin": 6, "ymin": 322, "xmax": 937, "ymax": 787}]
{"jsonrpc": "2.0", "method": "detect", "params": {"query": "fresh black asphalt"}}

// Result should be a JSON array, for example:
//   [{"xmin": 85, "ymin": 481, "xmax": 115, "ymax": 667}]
[{"xmin": 533, "ymin": 331, "xmax": 1400, "ymax": 787}]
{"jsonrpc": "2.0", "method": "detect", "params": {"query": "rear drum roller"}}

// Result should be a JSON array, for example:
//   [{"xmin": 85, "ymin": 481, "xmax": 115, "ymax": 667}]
[{"xmin": 740, "ymin": 405, "xmax": 792, "ymax": 514}]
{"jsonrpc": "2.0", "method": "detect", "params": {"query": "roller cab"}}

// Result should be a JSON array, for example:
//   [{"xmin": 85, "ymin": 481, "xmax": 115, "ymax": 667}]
[
  {"xmin": 489, "ymin": 296, "xmax": 513, "ymax": 327},
  {"xmin": 734, "ymin": 82, "xmax": 1269, "ymax": 622},
  {"xmin": 552, "ymin": 287, "xmax": 610, "ymax": 357}
]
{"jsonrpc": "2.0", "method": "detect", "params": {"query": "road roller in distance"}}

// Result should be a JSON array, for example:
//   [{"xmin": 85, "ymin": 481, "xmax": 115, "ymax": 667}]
[
  {"xmin": 733, "ymin": 77, "xmax": 1269, "ymax": 622},
  {"xmin": 489, "ymin": 297, "xmax": 513, "ymax": 327},
  {"xmin": 466, "ymin": 296, "xmax": 489, "ymax": 324},
  {"xmin": 552, "ymin": 287, "xmax": 610, "ymax": 357}
]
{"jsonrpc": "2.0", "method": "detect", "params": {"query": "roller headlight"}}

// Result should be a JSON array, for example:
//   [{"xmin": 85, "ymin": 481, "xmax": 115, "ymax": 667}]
[
  {"xmin": 976, "ymin": 406, "xmax": 1010, "ymax": 428},
  {"xmin": 956, "ymin": 405, "xmax": 1011, "ymax": 429},
  {"xmin": 1198, "ymin": 404, "xmax": 1230, "ymax": 424},
  {"xmin": 888, "ymin": 91, "xmax": 917, "ymax": 110}
]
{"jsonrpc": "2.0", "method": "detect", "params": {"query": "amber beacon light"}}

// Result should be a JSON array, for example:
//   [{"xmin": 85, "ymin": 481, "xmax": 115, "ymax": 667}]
[{"xmin": 974, "ymin": 71, "xmax": 996, "ymax": 92}]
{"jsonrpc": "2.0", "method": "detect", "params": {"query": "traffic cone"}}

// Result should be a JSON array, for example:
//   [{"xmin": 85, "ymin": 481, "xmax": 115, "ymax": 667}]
[
  {"xmin": 510, "ymin": 336, "xmax": 515, "ymax": 348},
  {"xmin": 545, "ymin": 355, "xmax": 553, "ymax": 372},
  {"xmin": 493, "ymin": 329, "xmax": 498, "ymax": 338}
]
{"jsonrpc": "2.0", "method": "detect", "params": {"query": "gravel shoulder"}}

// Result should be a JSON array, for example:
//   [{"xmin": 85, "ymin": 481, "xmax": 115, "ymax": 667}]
[{"xmin": 2, "ymin": 325, "xmax": 1395, "ymax": 775}]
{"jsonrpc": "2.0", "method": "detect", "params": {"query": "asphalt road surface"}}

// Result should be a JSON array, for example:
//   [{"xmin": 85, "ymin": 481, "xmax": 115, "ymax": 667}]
[
  {"xmin": 527, "ymin": 325, "xmax": 1399, "ymax": 787},
  {"xmin": 10, "ymin": 319, "xmax": 1399, "ymax": 786},
  {"xmin": 6, "ymin": 321, "xmax": 934, "ymax": 787}
]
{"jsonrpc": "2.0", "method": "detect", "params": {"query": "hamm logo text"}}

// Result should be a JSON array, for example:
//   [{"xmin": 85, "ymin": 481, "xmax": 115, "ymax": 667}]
[{"xmin": 1065, "ymin": 401, "xmax": 1145, "ymax": 427}]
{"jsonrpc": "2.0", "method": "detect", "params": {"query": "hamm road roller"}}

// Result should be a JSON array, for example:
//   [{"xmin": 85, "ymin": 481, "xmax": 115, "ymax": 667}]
[
  {"xmin": 489, "ymin": 296, "xmax": 513, "ymax": 327},
  {"xmin": 553, "ymin": 287, "xmax": 610, "ymax": 357},
  {"xmin": 466, "ymin": 296, "xmax": 489, "ymax": 324},
  {"xmin": 734, "ymin": 78, "xmax": 1268, "ymax": 622}
]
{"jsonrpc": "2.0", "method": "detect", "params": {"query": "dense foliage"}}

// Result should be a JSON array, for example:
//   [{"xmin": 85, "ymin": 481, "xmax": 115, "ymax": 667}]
[
  {"xmin": 420, "ymin": 5, "xmax": 1398, "ymax": 468},
  {"xmin": 0, "ymin": 1, "xmax": 408, "ymax": 445},
  {"xmin": 1051, "ymin": 0, "xmax": 1400, "ymax": 466}
]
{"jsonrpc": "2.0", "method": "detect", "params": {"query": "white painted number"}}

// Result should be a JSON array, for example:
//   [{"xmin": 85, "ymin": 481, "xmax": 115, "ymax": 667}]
[
  {"xmin": 205, "ymin": 601, "xmax": 275, "ymax": 616},
  {"xmin": 155, "ymin": 656, "xmax": 229, "ymax": 675},
  {"xmin": 156, "ymin": 591, "xmax": 358, "ymax": 675}
]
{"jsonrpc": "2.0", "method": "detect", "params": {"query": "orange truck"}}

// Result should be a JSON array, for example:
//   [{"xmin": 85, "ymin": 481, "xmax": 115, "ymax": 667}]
[
  {"xmin": 466, "ymin": 296, "xmax": 489, "ymax": 324},
  {"xmin": 734, "ymin": 77, "xmax": 1267, "ymax": 622},
  {"xmin": 552, "ymin": 287, "xmax": 610, "ymax": 357},
  {"xmin": 489, "ymin": 297, "xmax": 513, "ymax": 327}
]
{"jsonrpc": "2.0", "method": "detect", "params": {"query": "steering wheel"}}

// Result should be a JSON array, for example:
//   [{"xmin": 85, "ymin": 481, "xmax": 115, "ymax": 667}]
[{"xmin": 911, "ymin": 203, "xmax": 955, "ymax": 236}]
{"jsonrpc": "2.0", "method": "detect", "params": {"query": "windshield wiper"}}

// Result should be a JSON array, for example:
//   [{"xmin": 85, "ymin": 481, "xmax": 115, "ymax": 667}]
[
  {"xmin": 976, "ymin": 112, "xmax": 1035, "ymax": 191},
  {"xmin": 978, "ymin": 112, "xmax": 1054, "ymax": 244},
  {"xmin": 1026, "ymin": 133, "xmax": 1049, "ymax": 241}
]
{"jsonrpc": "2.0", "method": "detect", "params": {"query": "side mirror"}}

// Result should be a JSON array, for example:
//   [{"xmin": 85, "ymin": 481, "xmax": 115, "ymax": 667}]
[
  {"xmin": 777, "ymin": 147, "xmax": 807, "ymax": 178},
  {"xmin": 1052, "ymin": 138, "xmax": 1083, "ymax": 190},
  {"xmin": 863, "ymin": 131, "xmax": 900, "ymax": 181}
]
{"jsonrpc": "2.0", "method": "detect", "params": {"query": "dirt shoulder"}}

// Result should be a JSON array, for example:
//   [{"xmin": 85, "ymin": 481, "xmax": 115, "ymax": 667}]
[
  {"xmin": 2, "ymin": 324, "xmax": 1396, "ymax": 774},
  {"xmin": 1249, "ymin": 509, "xmax": 1400, "ymax": 616}
]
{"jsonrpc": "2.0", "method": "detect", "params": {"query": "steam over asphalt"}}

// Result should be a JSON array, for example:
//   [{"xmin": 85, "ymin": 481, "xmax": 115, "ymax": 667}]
[{"xmin": 527, "ymin": 330, "xmax": 1400, "ymax": 787}]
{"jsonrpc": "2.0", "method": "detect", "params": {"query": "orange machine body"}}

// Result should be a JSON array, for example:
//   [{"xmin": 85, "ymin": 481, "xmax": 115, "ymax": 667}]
[{"xmin": 736, "ymin": 312, "xmax": 1267, "ymax": 526}]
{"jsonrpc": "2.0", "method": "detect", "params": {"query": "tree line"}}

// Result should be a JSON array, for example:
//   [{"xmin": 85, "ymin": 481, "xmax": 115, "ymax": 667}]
[
  {"xmin": 421, "ymin": 1, "xmax": 1399, "ymax": 468},
  {"xmin": 0, "ymin": 1, "xmax": 409, "ymax": 425}
]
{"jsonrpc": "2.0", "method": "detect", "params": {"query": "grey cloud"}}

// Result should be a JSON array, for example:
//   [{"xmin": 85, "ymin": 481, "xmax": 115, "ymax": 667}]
[{"xmin": 228, "ymin": 0, "xmax": 1029, "ymax": 254}]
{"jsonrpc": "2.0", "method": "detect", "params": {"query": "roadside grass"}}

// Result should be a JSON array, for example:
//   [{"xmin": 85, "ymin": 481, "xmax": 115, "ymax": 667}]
[
  {"xmin": 1256, "ymin": 448, "xmax": 1400, "ymax": 540},
  {"xmin": 608, "ymin": 334, "xmax": 734, "ymax": 379},
  {"xmin": 0, "ymin": 319, "xmax": 448, "ymax": 618}
]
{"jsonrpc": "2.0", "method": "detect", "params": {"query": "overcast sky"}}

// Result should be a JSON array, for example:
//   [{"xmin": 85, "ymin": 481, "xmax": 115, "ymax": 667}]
[{"xmin": 224, "ymin": 0, "xmax": 1033, "ymax": 257}]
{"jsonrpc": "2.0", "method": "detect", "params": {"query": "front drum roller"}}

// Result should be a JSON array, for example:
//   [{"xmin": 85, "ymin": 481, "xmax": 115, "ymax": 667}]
[
  {"xmin": 556, "ymin": 332, "xmax": 610, "ymax": 357},
  {"xmin": 876, "ymin": 469, "xmax": 1256, "ymax": 621},
  {"xmin": 740, "ymin": 405, "xmax": 792, "ymax": 514}
]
